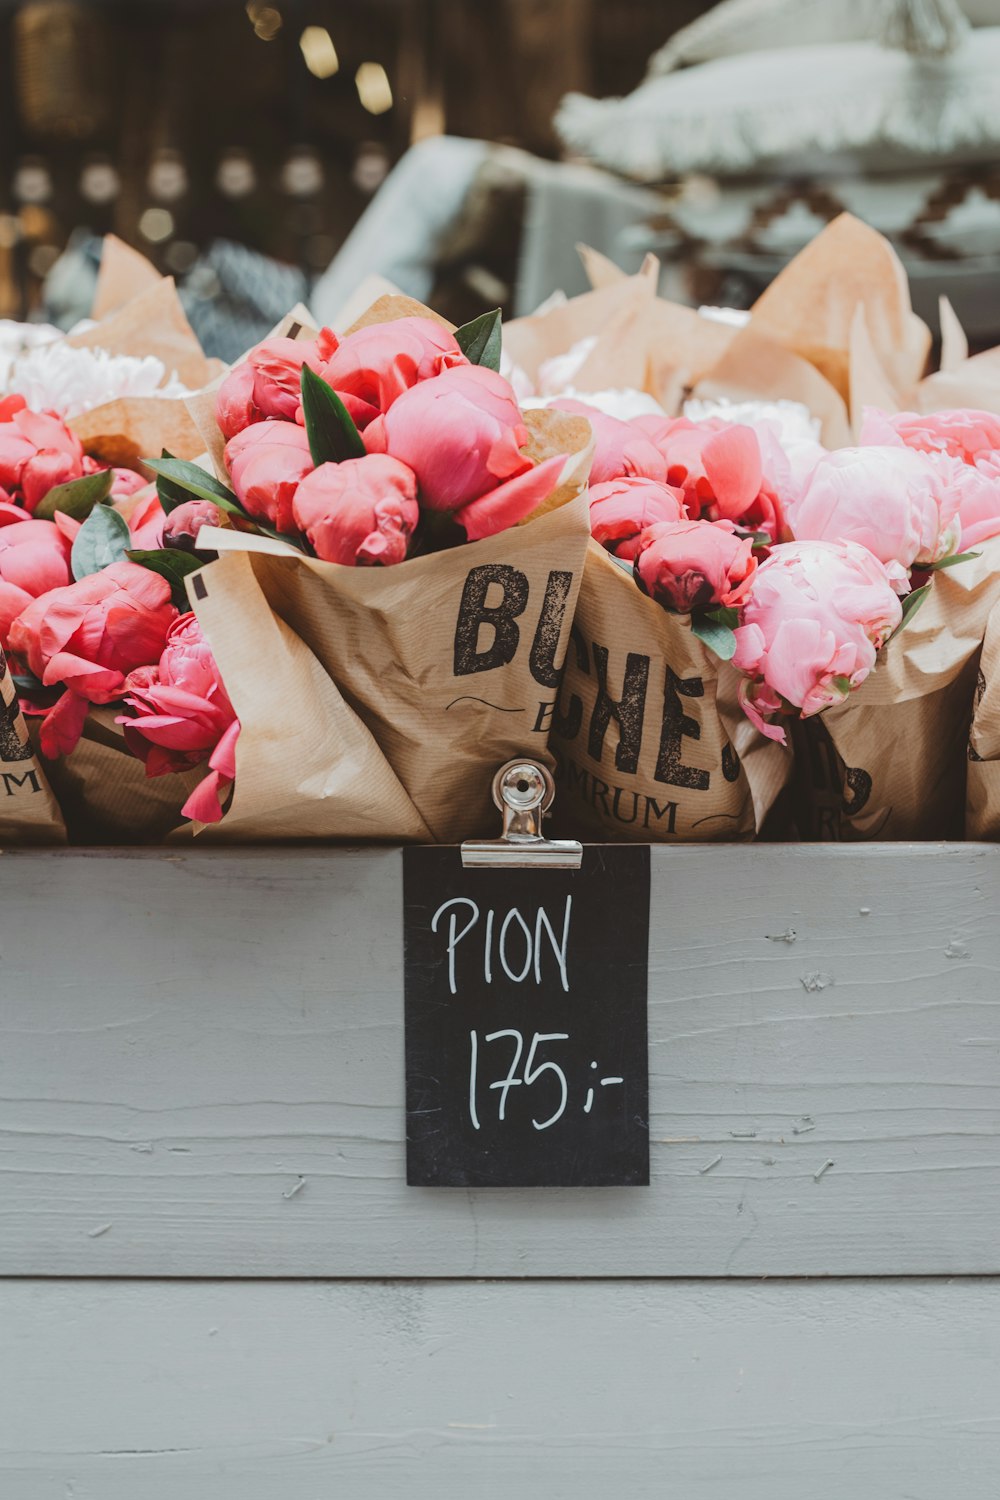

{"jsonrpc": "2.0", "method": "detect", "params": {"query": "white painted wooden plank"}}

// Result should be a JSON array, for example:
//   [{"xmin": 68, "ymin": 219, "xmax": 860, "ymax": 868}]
[
  {"xmin": 2, "ymin": 1278, "xmax": 999, "ymax": 1500},
  {"xmin": 1, "ymin": 845, "xmax": 999, "ymax": 1276}
]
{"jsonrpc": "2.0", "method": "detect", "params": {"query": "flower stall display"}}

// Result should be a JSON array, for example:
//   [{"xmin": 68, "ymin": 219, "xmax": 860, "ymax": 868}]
[{"xmin": 3, "ymin": 220, "xmax": 1000, "ymax": 847}]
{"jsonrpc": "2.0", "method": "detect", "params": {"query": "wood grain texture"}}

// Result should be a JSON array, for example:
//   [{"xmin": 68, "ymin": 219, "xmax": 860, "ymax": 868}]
[
  {"xmin": 3, "ymin": 1277, "xmax": 1000, "ymax": 1499},
  {"xmin": 1, "ymin": 845, "xmax": 999, "ymax": 1277}
]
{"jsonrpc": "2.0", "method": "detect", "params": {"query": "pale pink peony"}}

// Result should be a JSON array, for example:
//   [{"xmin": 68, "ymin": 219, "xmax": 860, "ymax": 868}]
[
  {"xmin": 553, "ymin": 399, "xmax": 667, "ymax": 486},
  {"xmin": 0, "ymin": 511, "xmax": 74, "ymax": 646},
  {"xmin": 120, "ymin": 612, "xmax": 239, "ymax": 824},
  {"xmin": 787, "ymin": 445, "xmax": 961, "ymax": 571},
  {"xmin": 225, "ymin": 419, "xmax": 314, "ymax": 534},
  {"xmin": 319, "ymin": 317, "xmax": 466, "ymax": 416},
  {"xmin": 948, "ymin": 454, "xmax": 1000, "ymax": 550},
  {"xmin": 291, "ymin": 455, "xmax": 419, "ymax": 566},
  {"xmin": 589, "ymin": 476, "xmax": 686, "ymax": 561},
  {"xmin": 732, "ymin": 539, "xmax": 903, "ymax": 743},
  {"xmin": 634, "ymin": 518, "xmax": 757, "ymax": 613},
  {"xmin": 9, "ymin": 560, "xmax": 177, "ymax": 757},
  {"xmin": 860, "ymin": 406, "xmax": 1000, "ymax": 466}
]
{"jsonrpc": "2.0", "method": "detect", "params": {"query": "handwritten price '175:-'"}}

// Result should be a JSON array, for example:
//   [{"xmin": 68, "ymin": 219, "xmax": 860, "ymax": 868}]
[{"xmin": 431, "ymin": 895, "xmax": 623, "ymax": 1133}]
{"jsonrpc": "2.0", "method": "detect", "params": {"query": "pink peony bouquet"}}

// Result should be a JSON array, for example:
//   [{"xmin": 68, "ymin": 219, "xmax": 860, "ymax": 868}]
[{"xmin": 166, "ymin": 310, "xmax": 573, "ymax": 567}]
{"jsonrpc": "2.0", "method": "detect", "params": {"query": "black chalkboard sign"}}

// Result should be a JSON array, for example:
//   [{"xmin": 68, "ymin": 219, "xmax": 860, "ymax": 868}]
[{"xmin": 403, "ymin": 846, "xmax": 650, "ymax": 1187}]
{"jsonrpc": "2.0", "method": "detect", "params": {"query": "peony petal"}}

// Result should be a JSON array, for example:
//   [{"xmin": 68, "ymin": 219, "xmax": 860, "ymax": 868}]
[
  {"xmin": 455, "ymin": 454, "xmax": 567, "ymax": 542},
  {"xmin": 39, "ymin": 690, "xmax": 90, "ymax": 758},
  {"xmin": 701, "ymin": 425, "xmax": 763, "ymax": 521}
]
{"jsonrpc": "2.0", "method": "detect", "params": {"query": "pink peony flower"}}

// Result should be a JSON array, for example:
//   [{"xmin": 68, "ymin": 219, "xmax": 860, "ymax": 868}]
[
  {"xmin": 0, "ymin": 511, "xmax": 74, "ymax": 647},
  {"xmin": 365, "ymin": 364, "xmax": 563, "ymax": 537},
  {"xmin": 215, "ymin": 331, "xmax": 378, "ymax": 440},
  {"xmin": 634, "ymin": 415, "xmax": 786, "ymax": 540},
  {"xmin": 634, "ymin": 518, "xmax": 757, "ymax": 613},
  {"xmin": 292, "ymin": 455, "xmax": 419, "ymax": 566},
  {"xmin": 553, "ymin": 399, "xmax": 668, "ymax": 486},
  {"xmin": 225, "ymin": 419, "xmax": 314, "ymax": 534},
  {"xmin": 948, "ymin": 455, "xmax": 1000, "ymax": 550},
  {"xmin": 732, "ymin": 540, "xmax": 903, "ymax": 743},
  {"xmin": 119, "ymin": 612, "xmax": 239, "ymax": 824},
  {"xmin": 0, "ymin": 406, "xmax": 86, "ymax": 512},
  {"xmin": 861, "ymin": 406, "xmax": 1000, "ymax": 466},
  {"xmin": 162, "ymin": 499, "xmax": 224, "ymax": 555},
  {"xmin": 319, "ymin": 316, "xmax": 466, "ymax": 417},
  {"xmin": 589, "ymin": 476, "xmax": 687, "ymax": 560},
  {"xmin": 9, "ymin": 560, "xmax": 177, "ymax": 757},
  {"xmin": 787, "ymin": 445, "xmax": 961, "ymax": 571}
]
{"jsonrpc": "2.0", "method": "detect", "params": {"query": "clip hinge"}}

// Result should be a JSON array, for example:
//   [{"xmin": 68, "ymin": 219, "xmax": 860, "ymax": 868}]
[{"xmin": 461, "ymin": 759, "xmax": 583, "ymax": 869}]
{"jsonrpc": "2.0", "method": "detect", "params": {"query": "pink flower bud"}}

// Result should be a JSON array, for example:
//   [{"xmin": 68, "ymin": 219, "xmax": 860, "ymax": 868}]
[
  {"xmin": 162, "ymin": 499, "xmax": 224, "ymax": 556},
  {"xmin": 291, "ymin": 455, "xmax": 419, "ymax": 566},
  {"xmin": 319, "ymin": 316, "xmax": 467, "ymax": 416},
  {"xmin": 552, "ymin": 400, "xmax": 668, "ymax": 486},
  {"xmin": 0, "ymin": 512, "xmax": 73, "ymax": 648},
  {"xmin": 225, "ymin": 420, "xmax": 314, "ymax": 533},
  {"xmin": 635, "ymin": 518, "xmax": 757, "ymax": 613},
  {"xmin": 589, "ymin": 476, "xmax": 686, "ymax": 560}
]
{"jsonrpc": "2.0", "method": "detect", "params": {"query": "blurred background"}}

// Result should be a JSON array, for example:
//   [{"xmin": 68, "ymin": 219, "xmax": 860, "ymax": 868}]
[{"xmin": 1, "ymin": 0, "xmax": 998, "ymax": 358}]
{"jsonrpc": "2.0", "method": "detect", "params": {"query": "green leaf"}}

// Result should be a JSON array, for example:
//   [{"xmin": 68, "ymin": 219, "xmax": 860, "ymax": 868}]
[
  {"xmin": 705, "ymin": 605, "xmax": 739, "ymax": 629},
  {"xmin": 71, "ymin": 503, "xmax": 130, "ymax": 580},
  {"xmin": 126, "ymin": 547, "xmax": 205, "ymax": 608},
  {"xmin": 154, "ymin": 449, "xmax": 200, "ymax": 515},
  {"xmin": 691, "ymin": 612, "xmax": 737, "ymax": 660},
  {"xmin": 299, "ymin": 364, "xmax": 366, "ymax": 465},
  {"xmin": 34, "ymin": 467, "xmax": 113, "ymax": 522},
  {"xmin": 144, "ymin": 456, "xmax": 240, "ymax": 510},
  {"xmin": 926, "ymin": 550, "xmax": 982, "ymax": 572},
  {"xmin": 455, "ymin": 308, "xmax": 502, "ymax": 371},
  {"xmin": 11, "ymin": 668, "xmax": 45, "ymax": 696},
  {"xmin": 889, "ymin": 582, "xmax": 932, "ymax": 641},
  {"xmin": 830, "ymin": 675, "xmax": 853, "ymax": 695}
]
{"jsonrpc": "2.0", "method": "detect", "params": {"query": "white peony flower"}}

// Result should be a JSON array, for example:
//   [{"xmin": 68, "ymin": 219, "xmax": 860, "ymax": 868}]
[
  {"xmin": 684, "ymin": 395, "xmax": 822, "ymax": 446},
  {"xmin": 6, "ymin": 341, "xmax": 190, "ymax": 418},
  {"xmin": 0, "ymin": 319, "xmax": 62, "ymax": 391}
]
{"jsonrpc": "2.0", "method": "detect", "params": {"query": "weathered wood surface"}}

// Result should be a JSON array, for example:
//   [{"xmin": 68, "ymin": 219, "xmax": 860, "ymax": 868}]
[
  {"xmin": 3, "ymin": 1277, "xmax": 999, "ymax": 1499},
  {"xmin": 1, "ymin": 845, "xmax": 998, "ymax": 1277}
]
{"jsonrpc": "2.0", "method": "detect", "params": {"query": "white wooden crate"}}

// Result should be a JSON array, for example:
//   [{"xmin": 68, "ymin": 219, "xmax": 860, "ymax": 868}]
[{"xmin": 2, "ymin": 844, "xmax": 999, "ymax": 1497}]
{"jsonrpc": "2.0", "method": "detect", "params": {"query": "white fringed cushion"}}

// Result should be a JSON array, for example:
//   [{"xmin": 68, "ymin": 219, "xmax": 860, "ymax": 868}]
[{"xmin": 556, "ymin": 29, "xmax": 1000, "ymax": 181}]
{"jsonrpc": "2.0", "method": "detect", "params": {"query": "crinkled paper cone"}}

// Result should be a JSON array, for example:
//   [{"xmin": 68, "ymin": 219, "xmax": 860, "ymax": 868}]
[
  {"xmin": 550, "ymin": 541, "xmax": 791, "ymax": 841},
  {"xmin": 967, "ymin": 597, "xmax": 1000, "ymax": 839},
  {"xmin": 68, "ymin": 277, "xmax": 219, "ymax": 390},
  {"xmin": 0, "ymin": 652, "xmax": 65, "ymax": 844},
  {"xmin": 71, "ymin": 395, "xmax": 209, "ymax": 469},
  {"xmin": 914, "ymin": 344, "xmax": 1000, "ymax": 419},
  {"xmin": 188, "ymin": 551, "xmax": 430, "ymax": 842},
  {"xmin": 749, "ymin": 213, "xmax": 930, "ymax": 407},
  {"xmin": 794, "ymin": 537, "xmax": 1000, "ymax": 840},
  {"xmin": 201, "ymin": 449, "xmax": 593, "ymax": 842},
  {"xmin": 91, "ymin": 235, "xmax": 163, "ymax": 322},
  {"xmin": 693, "ymin": 322, "xmax": 852, "ymax": 448},
  {"xmin": 30, "ymin": 706, "xmax": 198, "ymax": 844}
]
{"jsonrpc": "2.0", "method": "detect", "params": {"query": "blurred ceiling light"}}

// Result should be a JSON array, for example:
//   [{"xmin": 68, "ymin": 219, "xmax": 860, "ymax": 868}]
[
  {"xmin": 216, "ymin": 150, "xmax": 256, "ymax": 199},
  {"xmin": 246, "ymin": 2, "xmax": 282, "ymax": 40},
  {"xmin": 138, "ymin": 207, "xmax": 174, "ymax": 244},
  {"xmin": 300, "ymin": 26, "xmax": 339, "ymax": 79},
  {"xmin": 79, "ymin": 159, "xmax": 120, "ymax": 204},
  {"xmin": 281, "ymin": 149, "xmax": 324, "ymax": 198},
  {"xmin": 355, "ymin": 62, "xmax": 393, "ymax": 115},
  {"xmin": 148, "ymin": 150, "xmax": 188, "ymax": 203},
  {"xmin": 13, "ymin": 162, "xmax": 52, "ymax": 204}
]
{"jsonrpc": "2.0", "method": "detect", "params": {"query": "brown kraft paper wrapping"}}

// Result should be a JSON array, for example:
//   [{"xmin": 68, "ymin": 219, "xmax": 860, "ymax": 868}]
[
  {"xmin": 966, "ymin": 597, "xmax": 1000, "ymax": 840},
  {"xmin": 550, "ymin": 542, "xmax": 791, "ymax": 841},
  {"xmin": 30, "ymin": 707, "xmax": 200, "ymax": 845},
  {"xmin": 793, "ymin": 538, "xmax": 1000, "ymax": 840},
  {"xmin": 0, "ymin": 651, "xmax": 66, "ymax": 844},
  {"xmin": 188, "ymin": 551, "xmax": 430, "ymax": 842}
]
